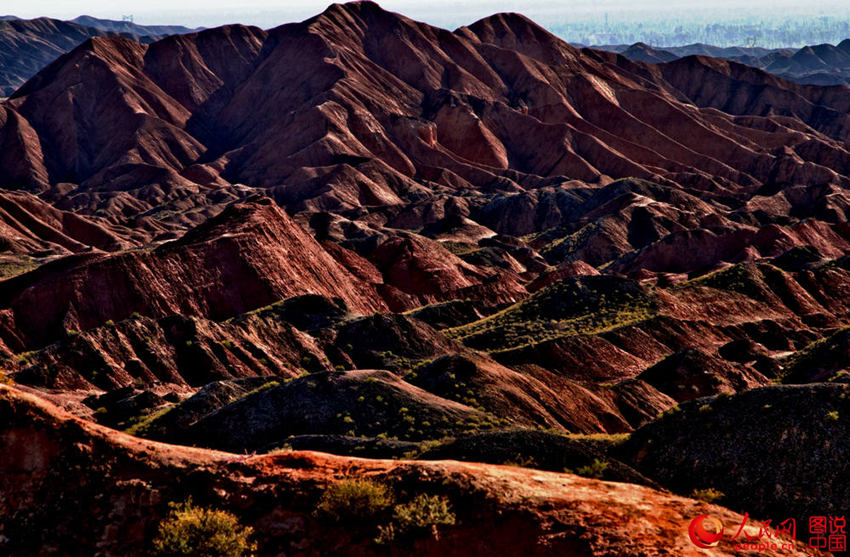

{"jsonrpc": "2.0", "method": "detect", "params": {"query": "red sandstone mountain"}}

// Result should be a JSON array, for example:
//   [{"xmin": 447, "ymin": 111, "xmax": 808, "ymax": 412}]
[
  {"xmin": 2, "ymin": 2, "xmax": 850, "ymax": 436},
  {"xmin": 0, "ymin": 18, "xmax": 144, "ymax": 97},
  {"xmin": 2, "ymin": 0, "xmax": 850, "ymax": 419},
  {"xmin": 0, "ymin": 15, "xmax": 196, "ymax": 97},
  {"xmin": 1, "ymin": 2, "xmax": 849, "ymax": 280},
  {"xmin": 0, "ymin": 189, "xmax": 128, "ymax": 254},
  {"xmin": 0, "ymin": 196, "xmax": 387, "ymax": 352},
  {"xmin": 1, "ymin": 4, "xmax": 850, "ymax": 554}
]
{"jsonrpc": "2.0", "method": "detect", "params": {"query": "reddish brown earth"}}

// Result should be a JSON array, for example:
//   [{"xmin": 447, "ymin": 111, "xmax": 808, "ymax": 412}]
[
  {"xmin": 0, "ymin": 2, "xmax": 849, "ymax": 300},
  {"xmin": 0, "ymin": 18, "xmax": 149, "ymax": 96},
  {"xmin": 0, "ymin": 384, "xmax": 825, "ymax": 557},
  {"xmin": 0, "ymin": 3, "xmax": 849, "ymax": 554},
  {"xmin": 0, "ymin": 4, "xmax": 850, "ymax": 443},
  {"xmin": 0, "ymin": 196, "xmax": 386, "ymax": 353},
  {"xmin": 0, "ymin": 16, "xmax": 196, "ymax": 97},
  {"xmin": 0, "ymin": 2, "xmax": 848, "ymax": 414},
  {"xmin": 1, "ymin": 1, "xmax": 850, "ymax": 263},
  {"xmin": 0, "ymin": 189, "xmax": 129, "ymax": 255}
]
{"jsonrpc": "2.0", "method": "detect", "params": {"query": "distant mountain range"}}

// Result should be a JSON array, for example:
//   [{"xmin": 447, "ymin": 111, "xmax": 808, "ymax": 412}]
[
  {"xmin": 0, "ymin": 15, "xmax": 197, "ymax": 96},
  {"xmin": 595, "ymin": 40, "xmax": 850, "ymax": 86},
  {"xmin": 4, "ymin": 12, "xmax": 850, "ymax": 99},
  {"xmin": 67, "ymin": 15, "xmax": 199, "ymax": 37}
]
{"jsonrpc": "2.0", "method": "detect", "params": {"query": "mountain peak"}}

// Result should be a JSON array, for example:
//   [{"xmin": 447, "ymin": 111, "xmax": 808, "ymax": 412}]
[
  {"xmin": 462, "ymin": 11, "xmax": 579, "ymax": 64},
  {"xmin": 307, "ymin": 0, "xmax": 405, "ymax": 28},
  {"xmin": 465, "ymin": 11, "xmax": 559, "ymax": 44}
]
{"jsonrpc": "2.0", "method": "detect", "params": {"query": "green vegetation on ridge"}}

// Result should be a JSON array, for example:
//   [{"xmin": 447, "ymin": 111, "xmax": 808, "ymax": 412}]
[{"xmin": 446, "ymin": 276, "xmax": 655, "ymax": 352}]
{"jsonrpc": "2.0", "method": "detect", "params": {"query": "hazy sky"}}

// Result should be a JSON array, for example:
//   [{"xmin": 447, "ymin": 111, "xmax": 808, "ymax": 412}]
[{"xmin": 2, "ymin": 0, "xmax": 849, "ymax": 29}]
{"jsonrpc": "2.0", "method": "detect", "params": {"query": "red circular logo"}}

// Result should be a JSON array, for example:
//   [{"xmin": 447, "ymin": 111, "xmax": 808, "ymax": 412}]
[{"xmin": 689, "ymin": 514, "xmax": 724, "ymax": 548}]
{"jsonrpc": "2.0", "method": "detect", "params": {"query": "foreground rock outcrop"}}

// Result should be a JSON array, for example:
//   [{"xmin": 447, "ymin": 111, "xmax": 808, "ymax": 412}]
[{"xmin": 0, "ymin": 385, "xmax": 821, "ymax": 556}]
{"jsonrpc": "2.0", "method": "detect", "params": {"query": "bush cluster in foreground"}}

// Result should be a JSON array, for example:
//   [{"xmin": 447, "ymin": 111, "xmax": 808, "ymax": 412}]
[
  {"xmin": 316, "ymin": 478, "xmax": 457, "ymax": 544},
  {"xmin": 151, "ymin": 499, "xmax": 256, "ymax": 557}
]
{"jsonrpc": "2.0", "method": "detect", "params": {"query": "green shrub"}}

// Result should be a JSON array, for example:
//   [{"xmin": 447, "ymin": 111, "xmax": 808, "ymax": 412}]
[
  {"xmin": 316, "ymin": 479, "xmax": 393, "ymax": 522},
  {"xmin": 575, "ymin": 458, "xmax": 609, "ymax": 479},
  {"xmin": 13, "ymin": 351, "xmax": 34, "ymax": 364},
  {"xmin": 125, "ymin": 406, "xmax": 172, "ymax": 436},
  {"xmin": 503, "ymin": 454, "xmax": 537, "ymax": 468},
  {"xmin": 241, "ymin": 381, "xmax": 280, "ymax": 398},
  {"xmin": 151, "ymin": 499, "xmax": 256, "ymax": 557},
  {"xmin": 377, "ymin": 494, "xmax": 456, "ymax": 543},
  {"xmin": 375, "ymin": 524, "xmax": 396, "ymax": 544},
  {"xmin": 393, "ymin": 495, "xmax": 456, "ymax": 533},
  {"xmin": 691, "ymin": 488, "xmax": 724, "ymax": 504}
]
